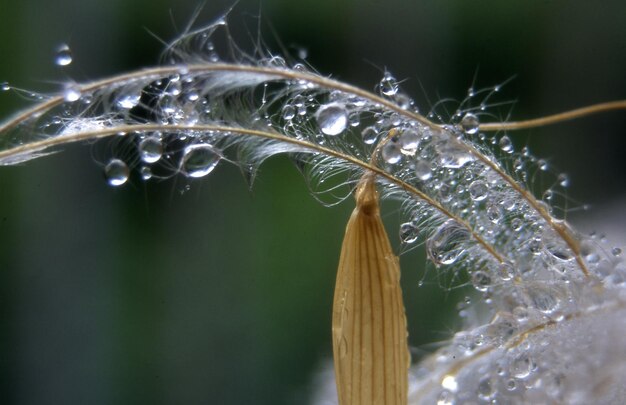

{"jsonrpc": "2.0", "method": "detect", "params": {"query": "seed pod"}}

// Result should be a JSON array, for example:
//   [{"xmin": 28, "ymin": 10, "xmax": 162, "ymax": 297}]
[{"xmin": 332, "ymin": 176, "xmax": 409, "ymax": 405}]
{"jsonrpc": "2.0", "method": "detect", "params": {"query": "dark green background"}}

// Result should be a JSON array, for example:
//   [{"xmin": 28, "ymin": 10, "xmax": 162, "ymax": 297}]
[{"xmin": 0, "ymin": 1, "xmax": 624, "ymax": 404}]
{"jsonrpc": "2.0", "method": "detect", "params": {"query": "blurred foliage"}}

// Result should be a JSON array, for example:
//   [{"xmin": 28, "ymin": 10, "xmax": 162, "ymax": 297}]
[{"xmin": 0, "ymin": 0, "xmax": 624, "ymax": 404}]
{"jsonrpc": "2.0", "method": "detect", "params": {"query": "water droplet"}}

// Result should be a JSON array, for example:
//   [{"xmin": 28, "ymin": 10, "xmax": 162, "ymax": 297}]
[
  {"xmin": 612, "ymin": 247, "xmax": 622, "ymax": 257},
  {"xmin": 399, "ymin": 222, "xmax": 419, "ymax": 243},
  {"xmin": 1, "ymin": 82, "xmax": 10, "ymax": 91},
  {"xmin": 468, "ymin": 180, "xmax": 488, "ymax": 201},
  {"xmin": 55, "ymin": 43, "xmax": 72, "ymax": 66},
  {"xmin": 487, "ymin": 203, "xmax": 501, "ymax": 223},
  {"xmin": 361, "ymin": 126, "xmax": 378, "ymax": 144},
  {"xmin": 138, "ymin": 136, "xmax": 163, "ymax": 164},
  {"xmin": 104, "ymin": 159, "xmax": 129, "ymax": 186},
  {"xmin": 511, "ymin": 353, "xmax": 535, "ymax": 379},
  {"xmin": 180, "ymin": 144, "xmax": 221, "ymax": 178},
  {"xmin": 186, "ymin": 90, "xmax": 199, "ymax": 102},
  {"xmin": 499, "ymin": 135, "xmax": 513, "ymax": 153},
  {"xmin": 441, "ymin": 375, "xmax": 458, "ymax": 392},
  {"xmin": 315, "ymin": 103, "xmax": 348, "ymax": 136},
  {"xmin": 436, "ymin": 390, "xmax": 456, "ymax": 405},
  {"xmin": 527, "ymin": 286, "xmax": 560, "ymax": 314},
  {"xmin": 379, "ymin": 73, "xmax": 398, "ymax": 96},
  {"xmin": 471, "ymin": 270, "xmax": 492, "ymax": 291},
  {"xmin": 426, "ymin": 220, "xmax": 470, "ymax": 266},
  {"xmin": 557, "ymin": 173, "xmax": 570, "ymax": 187},
  {"xmin": 538, "ymin": 159, "xmax": 548, "ymax": 171},
  {"xmin": 506, "ymin": 378, "xmax": 517, "ymax": 391},
  {"xmin": 415, "ymin": 160, "xmax": 432, "ymax": 181},
  {"xmin": 460, "ymin": 113, "xmax": 479, "ymax": 134},
  {"xmin": 282, "ymin": 104, "xmax": 296, "ymax": 120},
  {"xmin": 381, "ymin": 140, "xmax": 402, "ymax": 164},
  {"xmin": 116, "ymin": 93, "xmax": 141, "ymax": 110},
  {"xmin": 511, "ymin": 218, "xmax": 523, "ymax": 231},
  {"xmin": 348, "ymin": 112, "xmax": 360, "ymax": 127},
  {"xmin": 63, "ymin": 83, "xmax": 81, "ymax": 102},
  {"xmin": 497, "ymin": 263, "xmax": 515, "ymax": 281},
  {"xmin": 477, "ymin": 376, "xmax": 495, "ymax": 400},
  {"xmin": 140, "ymin": 166, "xmax": 153, "ymax": 180},
  {"xmin": 399, "ymin": 129, "xmax": 419, "ymax": 155}
]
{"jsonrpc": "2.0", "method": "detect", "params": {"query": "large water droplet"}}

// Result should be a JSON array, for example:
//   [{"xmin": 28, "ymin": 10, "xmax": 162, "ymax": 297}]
[
  {"xmin": 180, "ymin": 144, "xmax": 221, "ymax": 178},
  {"xmin": 381, "ymin": 140, "xmax": 402, "ymax": 164},
  {"xmin": 379, "ymin": 73, "xmax": 398, "ymax": 96},
  {"xmin": 55, "ymin": 43, "xmax": 73, "ymax": 66},
  {"xmin": 399, "ymin": 129, "xmax": 419, "ymax": 155},
  {"xmin": 138, "ymin": 136, "xmax": 163, "ymax": 164},
  {"xmin": 460, "ymin": 113, "xmax": 479, "ymax": 135},
  {"xmin": 104, "ymin": 159, "xmax": 129, "ymax": 186},
  {"xmin": 415, "ymin": 160, "xmax": 432, "ymax": 181},
  {"xmin": 426, "ymin": 220, "xmax": 470, "ymax": 266},
  {"xmin": 399, "ymin": 222, "xmax": 419, "ymax": 243},
  {"xmin": 361, "ymin": 126, "xmax": 378, "ymax": 145},
  {"xmin": 468, "ymin": 180, "xmax": 488, "ymax": 201},
  {"xmin": 315, "ymin": 103, "xmax": 348, "ymax": 136}
]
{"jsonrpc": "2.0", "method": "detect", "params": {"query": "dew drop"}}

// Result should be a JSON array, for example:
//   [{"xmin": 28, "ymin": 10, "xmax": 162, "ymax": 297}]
[
  {"xmin": 460, "ymin": 113, "xmax": 479, "ymax": 135},
  {"xmin": 511, "ymin": 218, "xmax": 523, "ymax": 231},
  {"xmin": 55, "ymin": 43, "xmax": 73, "ymax": 66},
  {"xmin": 379, "ymin": 73, "xmax": 398, "ymax": 96},
  {"xmin": 468, "ymin": 180, "xmax": 488, "ymax": 201},
  {"xmin": 528, "ymin": 286, "xmax": 560, "ymax": 314},
  {"xmin": 116, "ymin": 93, "xmax": 141, "ymax": 110},
  {"xmin": 381, "ymin": 140, "xmax": 402, "ymax": 164},
  {"xmin": 426, "ymin": 220, "xmax": 470, "ymax": 266},
  {"xmin": 477, "ymin": 376, "xmax": 495, "ymax": 400},
  {"xmin": 399, "ymin": 129, "xmax": 419, "ymax": 156},
  {"xmin": 140, "ymin": 166, "xmax": 153, "ymax": 180},
  {"xmin": 361, "ymin": 126, "xmax": 378, "ymax": 145},
  {"xmin": 138, "ymin": 136, "xmax": 163, "ymax": 164},
  {"xmin": 104, "ymin": 159, "xmax": 129, "ymax": 186},
  {"xmin": 436, "ymin": 390, "xmax": 456, "ymax": 405},
  {"xmin": 486, "ymin": 203, "xmax": 501, "ymax": 223},
  {"xmin": 511, "ymin": 353, "xmax": 535, "ymax": 379},
  {"xmin": 63, "ymin": 83, "xmax": 81, "ymax": 102},
  {"xmin": 506, "ymin": 378, "xmax": 517, "ymax": 391},
  {"xmin": 415, "ymin": 160, "xmax": 432, "ymax": 181},
  {"xmin": 1, "ymin": 82, "xmax": 10, "ymax": 91},
  {"xmin": 180, "ymin": 144, "xmax": 221, "ymax": 178},
  {"xmin": 399, "ymin": 222, "xmax": 419, "ymax": 243},
  {"xmin": 612, "ymin": 247, "xmax": 622, "ymax": 257},
  {"xmin": 315, "ymin": 102, "xmax": 348, "ymax": 135},
  {"xmin": 557, "ymin": 173, "xmax": 570, "ymax": 188},
  {"xmin": 499, "ymin": 135, "xmax": 513, "ymax": 153},
  {"xmin": 497, "ymin": 262, "xmax": 515, "ymax": 281},
  {"xmin": 282, "ymin": 104, "xmax": 296, "ymax": 120},
  {"xmin": 471, "ymin": 270, "xmax": 492, "ymax": 291}
]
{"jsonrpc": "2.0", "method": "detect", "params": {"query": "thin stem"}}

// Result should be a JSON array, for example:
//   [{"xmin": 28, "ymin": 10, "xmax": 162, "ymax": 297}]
[
  {"xmin": 479, "ymin": 100, "xmax": 626, "ymax": 131},
  {"xmin": 0, "ymin": 123, "xmax": 505, "ymax": 265}
]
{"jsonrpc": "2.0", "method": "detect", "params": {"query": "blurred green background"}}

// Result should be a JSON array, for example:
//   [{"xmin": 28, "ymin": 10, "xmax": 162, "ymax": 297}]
[{"xmin": 0, "ymin": 1, "xmax": 624, "ymax": 404}]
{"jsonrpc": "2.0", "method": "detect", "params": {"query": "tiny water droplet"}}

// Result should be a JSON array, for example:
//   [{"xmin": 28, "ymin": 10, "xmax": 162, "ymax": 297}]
[
  {"xmin": 361, "ymin": 126, "xmax": 378, "ymax": 145},
  {"xmin": 315, "ymin": 103, "xmax": 348, "ymax": 136},
  {"xmin": 282, "ymin": 104, "xmax": 296, "ymax": 120},
  {"xmin": 497, "ymin": 263, "xmax": 515, "ymax": 280},
  {"xmin": 468, "ymin": 180, "xmax": 488, "ymax": 201},
  {"xmin": 381, "ymin": 140, "xmax": 402, "ymax": 164},
  {"xmin": 511, "ymin": 353, "xmax": 535, "ymax": 379},
  {"xmin": 436, "ymin": 390, "xmax": 455, "ymax": 405},
  {"xmin": 471, "ymin": 270, "xmax": 492, "ymax": 291},
  {"xmin": 104, "ymin": 159, "xmax": 129, "ymax": 186},
  {"xmin": 426, "ymin": 220, "xmax": 470, "ymax": 266},
  {"xmin": 116, "ymin": 93, "xmax": 141, "ymax": 110},
  {"xmin": 140, "ymin": 166, "xmax": 153, "ymax": 180},
  {"xmin": 538, "ymin": 159, "xmax": 548, "ymax": 171},
  {"xmin": 63, "ymin": 83, "xmax": 81, "ymax": 102},
  {"xmin": 55, "ymin": 43, "xmax": 72, "ymax": 66},
  {"xmin": 379, "ymin": 73, "xmax": 398, "ymax": 96},
  {"xmin": 499, "ymin": 135, "xmax": 513, "ymax": 153},
  {"xmin": 557, "ymin": 173, "xmax": 570, "ymax": 187},
  {"xmin": 1, "ymin": 82, "xmax": 10, "ymax": 91},
  {"xmin": 460, "ymin": 113, "xmax": 479, "ymax": 135},
  {"xmin": 399, "ymin": 222, "xmax": 419, "ymax": 243},
  {"xmin": 487, "ymin": 203, "xmax": 501, "ymax": 223},
  {"xmin": 180, "ymin": 144, "xmax": 221, "ymax": 178},
  {"xmin": 477, "ymin": 376, "xmax": 495, "ymax": 400},
  {"xmin": 399, "ymin": 129, "xmax": 419, "ymax": 155},
  {"xmin": 415, "ymin": 160, "xmax": 432, "ymax": 181},
  {"xmin": 187, "ymin": 90, "xmax": 199, "ymax": 101},
  {"xmin": 612, "ymin": 247, "xmax": 622, "ymax": 257},
  {"xmin": 138, "ymin": 136, "xmax": 163, "ymax": 164}
]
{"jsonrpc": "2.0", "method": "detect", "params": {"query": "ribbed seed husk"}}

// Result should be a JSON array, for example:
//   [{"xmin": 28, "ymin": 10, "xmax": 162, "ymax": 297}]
[{"xmin": 332, "ymin": 178, "xmax": 409, "ymax": 405}]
